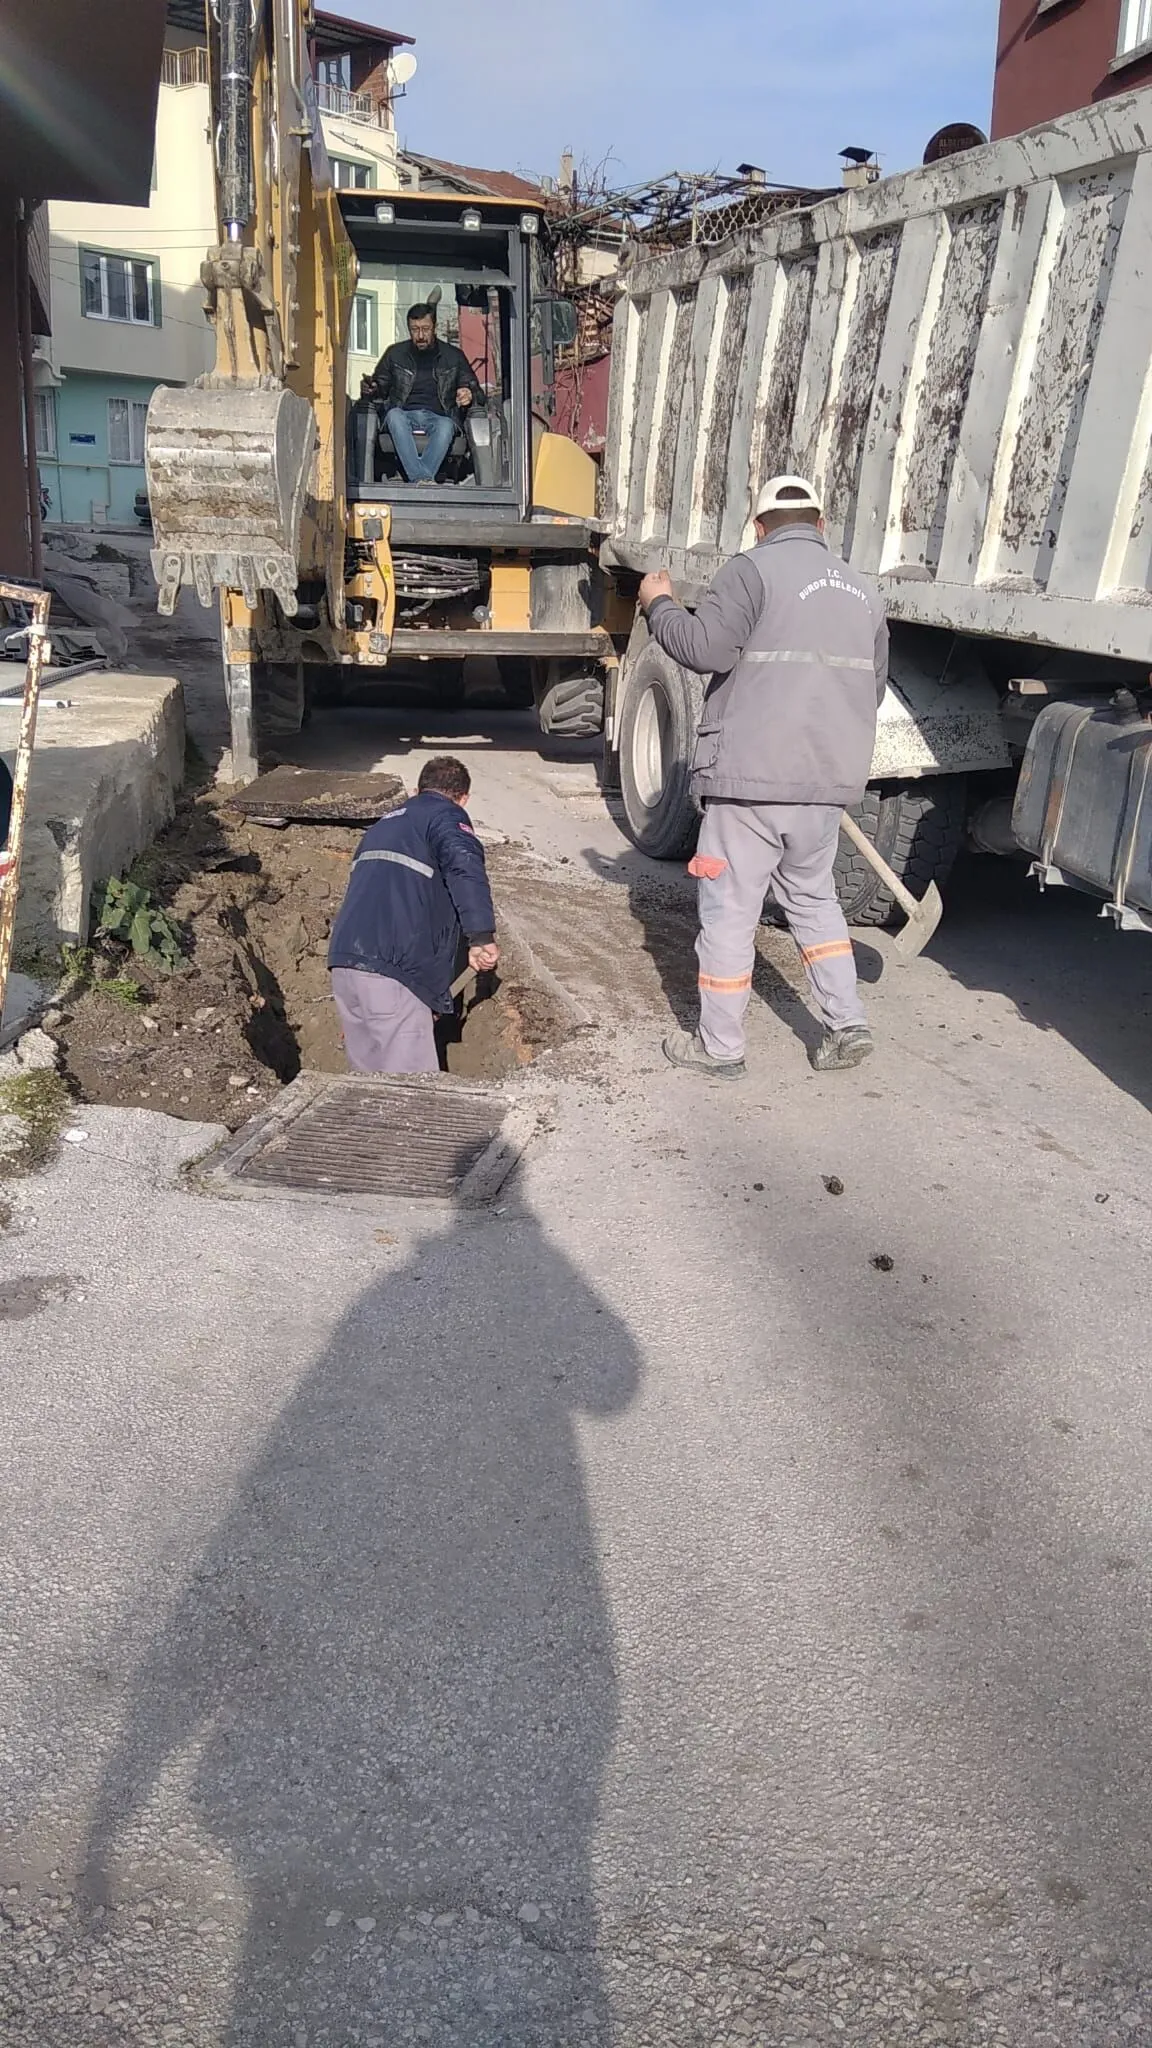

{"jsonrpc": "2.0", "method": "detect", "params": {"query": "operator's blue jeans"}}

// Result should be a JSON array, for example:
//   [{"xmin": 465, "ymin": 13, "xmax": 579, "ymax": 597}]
[{"xmin": 385, "ymin": 406, "xmax": 455, "ymax": 482}]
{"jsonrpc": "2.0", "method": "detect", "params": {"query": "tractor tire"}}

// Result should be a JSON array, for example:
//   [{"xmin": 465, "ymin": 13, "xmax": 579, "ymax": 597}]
[
  {"xmin": 617, "ymin": 641, "xmax": 704, "ymax": 860},
  {"xmin": 537, "ymin": 660, "xmax": 605, "ymax": 738},
  {"xmin": 834, "ymin": 778, "xmax": 968, "ymax": 926}
]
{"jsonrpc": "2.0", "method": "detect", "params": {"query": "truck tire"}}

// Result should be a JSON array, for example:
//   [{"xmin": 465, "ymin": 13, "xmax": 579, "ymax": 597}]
[
  {"xmin": 618, "ymin": 641, "xmax": 704, "ymax": 859},
  {"xmin": 835, "ymin": 778, "xmax": 968, "ymax": 925},
  {"xmin": 537, "ymin": 660, "xmax": 605, "ymax": 737}
]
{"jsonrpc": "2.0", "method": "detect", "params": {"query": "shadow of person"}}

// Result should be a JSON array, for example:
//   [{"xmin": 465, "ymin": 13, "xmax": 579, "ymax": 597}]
[{"xmin": 80, "ymin": 1192, "xmax": 641, "ymax": 2046}]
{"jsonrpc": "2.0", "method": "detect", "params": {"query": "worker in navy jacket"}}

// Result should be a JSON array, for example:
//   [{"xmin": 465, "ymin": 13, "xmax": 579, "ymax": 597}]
[{"xmin": 328, "ymin": 755, "xmax": 498, "ymax": 1073}]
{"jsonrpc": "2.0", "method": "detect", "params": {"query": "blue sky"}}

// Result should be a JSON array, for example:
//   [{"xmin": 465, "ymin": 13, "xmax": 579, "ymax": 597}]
[{"xmin": 360, "ymin": 0, "xmax": 1002, "ymax": 193}]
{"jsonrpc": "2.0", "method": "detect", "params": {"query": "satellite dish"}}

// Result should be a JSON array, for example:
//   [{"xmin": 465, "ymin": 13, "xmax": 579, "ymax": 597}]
[{"xmin": 390, "ymin": 51, "xmax": 417, "ymax": 87}]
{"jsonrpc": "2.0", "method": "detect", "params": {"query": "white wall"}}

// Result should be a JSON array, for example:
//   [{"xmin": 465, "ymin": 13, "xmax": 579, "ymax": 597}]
[{"xmin": 48, "ymin": 63, "xmax": 216, "ymax": 386}]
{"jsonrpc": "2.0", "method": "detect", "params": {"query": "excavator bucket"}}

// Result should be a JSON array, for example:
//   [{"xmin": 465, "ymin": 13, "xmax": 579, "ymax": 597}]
[{"xmin": 145, "ymin": 382, "xmax": 317, "ymax": 617}]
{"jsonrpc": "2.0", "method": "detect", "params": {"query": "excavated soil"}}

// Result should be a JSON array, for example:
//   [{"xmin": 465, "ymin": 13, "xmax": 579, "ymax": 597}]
[{"xmin": 52, "ymin": 784, "xmax": 566, "ymax": 1130}]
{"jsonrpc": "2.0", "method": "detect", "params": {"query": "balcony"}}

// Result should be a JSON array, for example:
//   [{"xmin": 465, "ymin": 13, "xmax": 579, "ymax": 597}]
[
  {"xmin": 161, "ymin": 44, "xmax": 209, "ymax": 87},
  {"xmin": 316, "ymin": 79, "xmax": 390, "ymax": 128}
]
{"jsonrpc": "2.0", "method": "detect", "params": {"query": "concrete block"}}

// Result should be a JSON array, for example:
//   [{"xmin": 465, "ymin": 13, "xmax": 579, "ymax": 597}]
[
  {"xmin": 0, "ymin": 672, "xmax": 185, "ymax": 955},
  {"xmin": 0, "ymin": 974, "xmax": 47, "ymax": 1051}
]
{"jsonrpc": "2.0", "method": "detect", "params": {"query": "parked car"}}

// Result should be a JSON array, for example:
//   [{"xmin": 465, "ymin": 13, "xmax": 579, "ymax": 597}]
[{"xmin": 134, "ymin": 489, "xmax": 151, "ymax": 527}]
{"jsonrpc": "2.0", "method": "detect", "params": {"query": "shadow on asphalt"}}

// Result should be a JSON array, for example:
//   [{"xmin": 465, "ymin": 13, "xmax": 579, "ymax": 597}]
[
  {"xmin": 930, "ymin": 852, "xmax": 1152, "ymax": 1116},
  {"xmin": 582, "ymin": 847, "xmax": 885, "ymax": 1055},
  {"xmin": 79, "ymin": 1189, "xmax": 640, "ymax": 2045}
]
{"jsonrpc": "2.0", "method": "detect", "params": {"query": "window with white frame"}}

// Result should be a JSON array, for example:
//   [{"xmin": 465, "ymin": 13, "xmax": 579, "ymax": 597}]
[
  {"xmin": 33, "ymin": 391, "xmax": 56, "ymax": 458},
  {"xmin": 331, "ymin": 156, "xmax": 375, "ymax": 189},
  {"xmin": 350, "ymin": 291, "xmax": 377, "ymax": 356},
  {"xmin": 107, "ymin": 398, "xmax": 150, "ymax": 465},
  {"xmin": 1119, "ymin": 0, "xmax": 1152, "ymax": 56},
  {"xmin": 82, "ymin": 251, "xmax": 156, "ymax": 325}
]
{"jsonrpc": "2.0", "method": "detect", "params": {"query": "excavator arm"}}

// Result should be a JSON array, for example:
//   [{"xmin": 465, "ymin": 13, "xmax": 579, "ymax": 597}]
[{"xmin": 146, "ymin": 0, "xmax": 354, "ymax": 628}]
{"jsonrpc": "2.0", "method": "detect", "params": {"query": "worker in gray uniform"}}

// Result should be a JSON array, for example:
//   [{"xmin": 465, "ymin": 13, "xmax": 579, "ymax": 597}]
[{"xmin": 638, "ymin": 475, "xmax": 888, "ymax": 1078}]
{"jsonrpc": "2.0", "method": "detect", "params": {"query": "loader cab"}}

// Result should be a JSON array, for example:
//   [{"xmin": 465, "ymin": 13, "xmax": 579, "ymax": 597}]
[{"xmin": 339, "ymin": 191, "xmax": 573, "ymax": 524}]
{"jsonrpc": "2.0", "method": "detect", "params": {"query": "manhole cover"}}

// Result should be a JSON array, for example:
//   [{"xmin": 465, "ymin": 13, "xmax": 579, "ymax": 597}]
[
  {"xmin": 227, "ymin": 766, "xmax": 407, "ymax": 824},
  {"xmin": 200, "ymin": 1074, "xmax": 534, "ymax": 1207}
]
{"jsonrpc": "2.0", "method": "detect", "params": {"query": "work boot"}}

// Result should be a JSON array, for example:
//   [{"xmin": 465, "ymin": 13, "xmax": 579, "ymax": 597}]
[
  {"xmin": 662, "ymin": 1029, "xmax": 746, "ymax": 1080},
  {"xmin": 810, "ymin": 1024, "xmax": 874, "ymax": 1072}
]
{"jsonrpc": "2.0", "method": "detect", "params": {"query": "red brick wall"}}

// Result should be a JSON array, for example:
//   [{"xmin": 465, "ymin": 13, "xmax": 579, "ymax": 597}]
[{"xmin": 993, "ymin": 0, "xmax": 1152, "ymax": 139}]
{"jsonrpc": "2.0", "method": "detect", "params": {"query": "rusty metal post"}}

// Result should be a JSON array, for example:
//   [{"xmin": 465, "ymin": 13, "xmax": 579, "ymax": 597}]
[{"xmin": 0, "ymin": 580, "xmax": 51, "ymax": 1032}]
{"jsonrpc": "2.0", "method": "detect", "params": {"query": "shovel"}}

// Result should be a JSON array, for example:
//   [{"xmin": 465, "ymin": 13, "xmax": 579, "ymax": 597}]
[{"xmin": 840, "ymin": 811, "xmax": 943, "ymax": 962}]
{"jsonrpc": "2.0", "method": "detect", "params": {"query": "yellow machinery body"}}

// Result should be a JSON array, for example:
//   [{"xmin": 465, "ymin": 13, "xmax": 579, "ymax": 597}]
[{"xmin": 144, "ymin": 0, "xmax": 621, "ymax": 780}]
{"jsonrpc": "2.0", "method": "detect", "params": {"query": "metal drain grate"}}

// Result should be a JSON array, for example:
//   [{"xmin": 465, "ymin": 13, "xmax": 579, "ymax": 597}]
[{"xmin": 201, "ymin": 1075, "xmax": 534, "ymax": 1207}]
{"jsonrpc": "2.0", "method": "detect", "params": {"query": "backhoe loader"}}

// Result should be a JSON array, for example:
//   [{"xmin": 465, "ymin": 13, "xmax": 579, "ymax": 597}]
[{"xmin": 145, "ymin": 0, "xmax": 621, "ymax": 782}]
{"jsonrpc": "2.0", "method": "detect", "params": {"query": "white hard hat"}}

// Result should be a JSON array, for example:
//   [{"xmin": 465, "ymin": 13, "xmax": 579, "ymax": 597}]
[{"xmin": 754, "ymin": 474, "xmax": 823, "ymax": 518}]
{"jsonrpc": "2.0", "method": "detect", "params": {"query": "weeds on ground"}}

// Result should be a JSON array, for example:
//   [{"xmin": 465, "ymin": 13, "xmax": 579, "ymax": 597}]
[
  {"xmin": 0, "ymin": 1070, "xmax": 72, "ymax": 1177},
  {"xmin": 59, "ymin": 942, "xmax": 94, "ymax": 984},
  {"xmin": 93, "ymin": 877, "xmax": 184, "ymax": 974},
  {"xmin": 97, "ymin": 976, "xmax": 146, "ymax": 1007}
]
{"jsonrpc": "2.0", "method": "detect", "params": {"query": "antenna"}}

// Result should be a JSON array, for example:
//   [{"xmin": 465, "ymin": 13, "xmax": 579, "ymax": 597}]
[{"xmin": 390, "ymin": 51, "xmax": 417, "ymax": 88}]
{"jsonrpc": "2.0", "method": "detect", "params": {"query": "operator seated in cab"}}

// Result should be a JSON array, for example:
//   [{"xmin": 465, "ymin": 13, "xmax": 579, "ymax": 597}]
[{"xmin": 362, "ymin": 301, "xmax": 484, "ymax": 486}]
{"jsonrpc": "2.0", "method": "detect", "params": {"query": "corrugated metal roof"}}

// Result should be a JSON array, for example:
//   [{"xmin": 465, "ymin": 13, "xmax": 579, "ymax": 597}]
[{"xmin": 403, "ymin": 154, "xmax": 543, "ymax": 203}]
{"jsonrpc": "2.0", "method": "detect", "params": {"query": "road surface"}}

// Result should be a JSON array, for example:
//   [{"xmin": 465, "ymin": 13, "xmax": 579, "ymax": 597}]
[{"xmin": 2, "ymin": 601, "xmax": 1152, "ymax": 2044}]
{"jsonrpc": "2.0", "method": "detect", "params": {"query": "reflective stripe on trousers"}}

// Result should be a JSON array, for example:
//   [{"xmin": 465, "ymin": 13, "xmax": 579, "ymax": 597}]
[{"xmin": 693, "ymin": 800, "xmax": 866, "ymax": 1061}]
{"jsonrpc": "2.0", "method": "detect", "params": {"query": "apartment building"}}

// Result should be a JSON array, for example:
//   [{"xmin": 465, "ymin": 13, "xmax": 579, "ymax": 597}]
[{"xmin": 40, "ymin": 3, "xmax": 411, "ymax": 527}]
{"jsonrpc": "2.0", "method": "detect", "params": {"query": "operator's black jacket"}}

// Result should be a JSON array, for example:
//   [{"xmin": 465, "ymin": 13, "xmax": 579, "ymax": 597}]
[
  {"xmin": 368, "ymin": 339, "xmax": 484, "ymax": 415},
  {"xmin": 328, "ymin": 791, "xmax": 496, "ymax": 1013}
]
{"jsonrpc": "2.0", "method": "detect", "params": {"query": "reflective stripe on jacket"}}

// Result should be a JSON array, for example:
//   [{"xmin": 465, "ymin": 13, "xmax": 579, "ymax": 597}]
[
  {"xmin": 327, "ymin": 790, "xmax": 496, "ymax": 1013},
  {"xmin": 647, "ymin": 525, "xmax": 888, "ymax": 807}
]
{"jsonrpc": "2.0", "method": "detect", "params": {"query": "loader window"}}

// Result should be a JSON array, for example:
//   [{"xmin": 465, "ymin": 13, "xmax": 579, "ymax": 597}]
[{"xmin": 347, "ymin": 257, "xmax": 515, "ymax": 493}]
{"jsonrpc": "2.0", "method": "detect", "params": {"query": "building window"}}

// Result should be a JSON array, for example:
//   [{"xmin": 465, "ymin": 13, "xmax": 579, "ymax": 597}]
[
  {"xmin": 331, "ymin": 156, "xmax": 375, "ymax": 189},
  {"xmin": 107, "ymin": 398, "xmax": 150, "ymax": 465},
  {"xmin": 317, "ymin": 52, "xmax": 351, "ymax": 89},
  {"xmin": 1119, "ymin": 0, "xmax": 1152, "ymax": 55},
  {"xmin": 34, "ymin": 392, "xmax": 57, "ymax": 458},
  {"xmin": 350, "ymin": 291, "xmax": 377, "ymax": 355},
  {"xmin": 82, "ymin": 251, "xmax": 157, "ymax": 325}
]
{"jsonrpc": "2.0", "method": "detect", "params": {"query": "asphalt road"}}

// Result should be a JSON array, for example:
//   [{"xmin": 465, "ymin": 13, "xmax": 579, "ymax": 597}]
[{"xmin": 3, "ymin": 668, "xmax": 1152, "ymax": 2044}]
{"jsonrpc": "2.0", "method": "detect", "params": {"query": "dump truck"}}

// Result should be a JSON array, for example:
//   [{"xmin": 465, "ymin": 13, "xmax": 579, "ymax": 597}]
[
  {"xmin": 600, "ymin": 89, "xmax": 1152, "ymax": 930},
  {"xmin": 144, "ymin": 0, "xmax": 619, "ymax": 784}
]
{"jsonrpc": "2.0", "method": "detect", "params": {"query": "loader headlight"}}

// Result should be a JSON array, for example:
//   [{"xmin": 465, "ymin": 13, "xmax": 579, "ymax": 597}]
[
  {"xmin": 520, "ymin": 211, "xmax": 540, "ymax": 236},
  {"xmin": 374, "ymin": 200, "xmax": 396, "ymax": 224},
  {"xmin": 461, "ymin": 207, "xmax": 482, "ymax": 231}
]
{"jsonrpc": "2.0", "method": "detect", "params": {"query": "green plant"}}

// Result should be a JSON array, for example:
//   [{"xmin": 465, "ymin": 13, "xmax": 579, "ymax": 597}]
[
  {"xmin": 98, "ymin": 975, "xmax": 145, "ymax": 1007},
  {"xmin": 93, "ymin": 877, "xmax": 184, "ymax": 974},
  {"xmin": 59, "ymin": 942, "xmax": 94, "ymax": 986}
]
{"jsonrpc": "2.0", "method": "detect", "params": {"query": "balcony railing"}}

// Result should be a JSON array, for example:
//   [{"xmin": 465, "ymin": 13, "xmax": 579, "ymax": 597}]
[
  {"xmin": 315, "ymin": 79, "xmax": 390, "ymax": 128},
  {"xmin": 161, "ymin": 45, "xmax": 210, "ymax": 88}
]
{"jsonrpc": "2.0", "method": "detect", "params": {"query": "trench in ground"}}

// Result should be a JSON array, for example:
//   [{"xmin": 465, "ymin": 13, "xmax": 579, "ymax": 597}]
[{"xmin": 49, "ymin": 783, "xmax": 568, "ymax": 1132}]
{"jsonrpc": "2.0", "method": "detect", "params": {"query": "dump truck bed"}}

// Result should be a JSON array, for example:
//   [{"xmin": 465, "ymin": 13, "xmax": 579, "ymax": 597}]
[{"xmin": 602, "ymin": 89, "xmax": 1152, "ymax": 666}]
